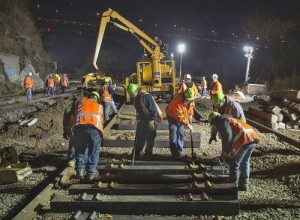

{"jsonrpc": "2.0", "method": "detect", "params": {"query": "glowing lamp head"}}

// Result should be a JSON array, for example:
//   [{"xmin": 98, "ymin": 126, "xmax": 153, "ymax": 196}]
[{"xmin": 178, "ymin": 43, "xmax": 186, "ymax": 53}]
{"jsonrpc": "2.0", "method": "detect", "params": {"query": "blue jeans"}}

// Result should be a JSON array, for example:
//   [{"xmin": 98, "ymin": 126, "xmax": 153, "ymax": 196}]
[
  {"xmin": 103, "ymin": 102, "xmax": 111, "ymax": 122},
  {"xmin": 47, "ymin": 87, "xmax": 55, "ymax": 96},
  {"xmin": 135, "ymin": 120, "xmax": 156, "ymax": 157},
  {"xmin": 73, "ymin": 125, "xmax": 102, "ymax": 175},
  {"xmin": 26, "ymin": 89, "xmax": 32, "ymax": 102},
  {"xmin": 110, "ymin": 100, "xmax": 117, "ymax": 114},
  {"xmin": 229, "ymin": 142, "xmax": 256, "ymax": 186},
  {"xmin": 167, "ymin": 116, "xmax": 185, "ymax": 156},
  {"xmin": 68, "ymin": 133, "xmax": 75, "ymax": 159}
]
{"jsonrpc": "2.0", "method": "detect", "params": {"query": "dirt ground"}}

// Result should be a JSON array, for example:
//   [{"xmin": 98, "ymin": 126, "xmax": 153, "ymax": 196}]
[{"xmin": 0, "ymin": 96, "xmax": 299, "ymax": 219}]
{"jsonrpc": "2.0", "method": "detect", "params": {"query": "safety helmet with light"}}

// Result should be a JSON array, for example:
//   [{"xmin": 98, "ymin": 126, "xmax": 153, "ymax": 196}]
[
  {"xmin": 127, "ymin": 83, "xmax": 139, "ymax": 96},
  {"xmin": 212, "ymin": 91, "xmax": 225, "ymax": 104},
  {"xmin": 184, "ymin": 88, "xmax": 195, "ymax": 101},
  {"xmin": 208, "ymin": 112, "xmax": 221, "ymax": 124}
]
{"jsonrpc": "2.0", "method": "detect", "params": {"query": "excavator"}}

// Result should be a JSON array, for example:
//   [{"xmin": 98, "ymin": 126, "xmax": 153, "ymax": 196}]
[{"xmin": 93, "ymin": 8, "xmax": 176, "ymax": 101}]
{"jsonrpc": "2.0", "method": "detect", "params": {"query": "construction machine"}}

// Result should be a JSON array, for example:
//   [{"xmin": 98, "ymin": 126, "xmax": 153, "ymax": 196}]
[
  {"xmin": 82, "ymin": 72, "xmax": 112, "ymax": 88},
  {"xmin": 93, "ymin": 8, "xmax": 176, "ymax": 101}
]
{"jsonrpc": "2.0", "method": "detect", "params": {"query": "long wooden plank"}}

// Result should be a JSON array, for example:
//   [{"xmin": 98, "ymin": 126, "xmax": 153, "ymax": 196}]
[{"xmin": 51, "ymin": 196, "xmax": 239, "ymax": 216}]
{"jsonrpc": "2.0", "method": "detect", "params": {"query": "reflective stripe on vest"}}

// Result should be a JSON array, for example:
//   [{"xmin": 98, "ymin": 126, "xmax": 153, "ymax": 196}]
[
  {"xmin": 75, "ymin": 97, "xmax": 104, "ymax": 134},
  {"xmin": 101, "ymin": 85, "xmax": 111, "ymax": 102},
  {"xmin": 140, "ymin": 92, "xmax": 163, "ymax": 123},
  {"xmin": 228, "ymin": 117, "xmax": 258, "ymax": 157}
]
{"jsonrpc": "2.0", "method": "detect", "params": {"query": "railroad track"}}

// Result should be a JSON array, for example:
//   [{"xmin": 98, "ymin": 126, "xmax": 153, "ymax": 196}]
[{"xmin": 12, "ymin": 102, "xmax": 239, "ymax": 219}]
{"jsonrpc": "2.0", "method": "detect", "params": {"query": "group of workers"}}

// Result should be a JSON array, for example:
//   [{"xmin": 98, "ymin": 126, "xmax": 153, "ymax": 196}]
[
  {"xmin": 23, "ymin": 72, "xmax": 69, "ymax": 103},
  {"xmin": 62, "ymin": 72, "xmax": 258, "ymax": 191}
]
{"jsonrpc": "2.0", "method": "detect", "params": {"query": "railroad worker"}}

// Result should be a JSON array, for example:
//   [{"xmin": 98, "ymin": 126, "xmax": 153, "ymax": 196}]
[
  {"xmin": 208, "ymin": 112, "xmax": 259, "ymax": 191},
  {"xmin": 165, "ymin": 88, "xmax": 195, "ymax": 157},
  {"xmin": 210, "ymin": 74, "xmax": 223, "ymax": 96},
  {"xmin": 60, "ymin": 74, "xmax": 69, "ymax": 94},
  {"xmin": 127, "ymin": 83, "xmax": 163, "ymax": 159},
  {"xmin": 200, "ymin": 76, "xmax": 207, "ymax": 97},
  {"xmin": 209, "ymin": 91, "xmax": 246, "ymax": 144},
  {"xmin": 46, "ymin": 74, "xmax": 56, "ymax": 96},
  {"xmin": 71, "ymin": 90, "xmax": 104, "ymax": 180},
  {"xmin": 100, "ymin": 78, "xmax": 112, "ymax": 122},
  {"xmin": 108, "ymin": 83, "xmax": 118, "ymax": 116},
  {"xmin": 178, "ymin": 74, "xmax": 198, "ymax": 99},
  {"xmin": 23, "ymin": 72, "xmax": 34, "ymax": 103}
]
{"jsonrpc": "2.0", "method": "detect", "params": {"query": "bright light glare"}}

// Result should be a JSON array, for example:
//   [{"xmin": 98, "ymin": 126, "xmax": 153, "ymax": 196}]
[
  {"xmin": 178, "ymin": 43, "xmax": 186, "ymax": 53},
  {"xmin": 244, "ymin": 46, "xmax": 253, "ymax": 53}
]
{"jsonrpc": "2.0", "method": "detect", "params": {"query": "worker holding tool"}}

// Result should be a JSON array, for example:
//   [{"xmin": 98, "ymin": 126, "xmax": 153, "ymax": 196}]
[
  {"xmin": 210, "ymin": 74, "xmax": 223, "ymax": 95},
  {"xmin": 127, "ymin": 83, "xmax": 163, "ymax": 160},
  {"xmin": 166, "ymin": 88, "xmax": 195, "ymax": 157},
  {"xmin": 100, "ymin": 78, "xmax": 113, "ymax": 122},
  {"xmin": 68, "ymin": 90, "xmax": 104, "ymax": 181},
  {"xmin": 209, "ymin": 91, "xmax": 245, "ymax": 144},
  {"xmin": 208, "ymin": 112, "xmax": 259, "ymax": 191},
  {"xmin": 23, "ymin": 72, "xmax": 34, "ymax": 102},
  {"xmin": 60, "ymin": 74, "xmax": 69, "ymax": 94}
]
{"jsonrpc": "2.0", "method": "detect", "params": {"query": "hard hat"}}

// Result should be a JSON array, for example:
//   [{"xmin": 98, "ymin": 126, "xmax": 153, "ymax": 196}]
[
  {"xmin": 184, "ymin": 88, "xmax": 195, "ymax": 101},
  {"xmin": 184, "ymin": 74, "xmax": 192, "ymax": 79},
  {"xmin": 208, "ymin": 112, "xmax": 221, "ymax": 124},
  {"xmin": 28, "ymin": 72, "xmax": 32, "ymax": 76},
  {"xmin": 212, "ymin": 91, "xmax": 225, "ymax": 104},
  {"xmin": 104, "ymin": 78, "xmax": 110, "ymax": 83},
  {"xmin": 90, "ymin": 91, "xmax": 100, "ymax": 102},
  {"xmin": 127, "ymin": 84, "xmax": 138, "ymax": 96},
  {"xmin": 212, "ymin": 74, "xmax": 218, "ymax": 79}
]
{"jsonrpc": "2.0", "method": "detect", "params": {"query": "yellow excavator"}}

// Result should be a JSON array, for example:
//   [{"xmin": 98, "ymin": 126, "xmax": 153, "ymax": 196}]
[
  {"xmin": 82, "ymin": 73, "xmax": 112, "ymax": 88},
  {"xmin": 93, "ymin": 8, "xmax": 176, "ymax": 101}
]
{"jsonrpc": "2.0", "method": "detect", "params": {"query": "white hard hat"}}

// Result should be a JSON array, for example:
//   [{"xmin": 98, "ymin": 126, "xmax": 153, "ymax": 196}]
[
  {"xmin": 212, "ymin": 74, "xmax": 218, "ymax": 79},
  {"xmin": 185, "ymin": 74, "xmax": 192, "ymax": 79},
  {"xmin": 28, "ymin": 72, "xmax": 32, "ymax": 76}
]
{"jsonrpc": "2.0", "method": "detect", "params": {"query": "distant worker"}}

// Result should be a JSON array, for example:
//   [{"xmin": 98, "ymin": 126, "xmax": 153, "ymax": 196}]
[
  {"xmin": 178, "ymin": 74, "xmax": 198, "ymax": 99},
  {"xmin": 208, "ymin": 112, "xmax": 259, "ymax": 191},
  {"xmin": 46, "ymin": 75, "xmax": 55, "ymax": 96},
  {"xmin": 100, "ymin": 78, "xmax": 112, "ymax": 122},
  {"xmin": 127, "ymin": 83, "xmax": 163, "ymax": 159},
  {"xmin": 209, "ymin": 91, "xmax": 246, "ymax": 144},
  {"xmin": 23, "ymin": 72, "xmax": 34, "ymax": 103},
  {"xmin": 71, "ymin": 90, "xmax": 104, "ymax": 180},
  {"xmin": 166, "ymin": 88, "xmax": 195, "ymax": 157},
  {"xmin": 210, "ymin": 74, "xmax": 223, "ymax": 95},
  {"xmin": 60, "ymin": 74, "xmax": 69, "ymax": 94},
  {"xmin": 108, "ymin": 83, "xmax": 118, "ymax": 116},
  {"xmin": 200, "ymin": 76, "xmax": 207, "ymax": 97}
]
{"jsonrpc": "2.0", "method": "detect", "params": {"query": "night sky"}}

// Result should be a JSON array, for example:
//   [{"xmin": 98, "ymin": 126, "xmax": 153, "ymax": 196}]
[{"xmin": 31, "ymin": 0, "xmax": 299, "ymax": 88}]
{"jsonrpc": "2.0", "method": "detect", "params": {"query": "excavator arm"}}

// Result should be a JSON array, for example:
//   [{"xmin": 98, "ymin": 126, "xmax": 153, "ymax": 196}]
[{"xmin": 93, "ymin": 8, "xmax": 164, "ymax": 70}]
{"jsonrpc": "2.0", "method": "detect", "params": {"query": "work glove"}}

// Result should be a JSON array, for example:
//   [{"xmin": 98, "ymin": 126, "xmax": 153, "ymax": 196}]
[
  {"xmin": 187, "ymin": 124, "xmax": 194, "ymax": 132},
  {"xmin": 209, "ymin": 135, "xmax": 217, "ymax": 144},
  {"xmin": 63, "ymin": 129, "xmax": 70, "ymax": 140}
]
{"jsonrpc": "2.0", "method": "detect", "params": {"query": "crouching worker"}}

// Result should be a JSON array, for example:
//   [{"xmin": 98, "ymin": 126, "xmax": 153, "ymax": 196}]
[
  {"xmin": 208, "ymin": 112, "xmax": 259, "ymax": 191},
  {"xmin": 127, "ymin": 84, "xmax": 163, "ymax": 159},
  {"xmin": 70, "ymin": 91, "xmax": 104, "ymax": 181},
  {"xmin": 165, "ymin": 88, "xmax": 195, "ymax": 157}
]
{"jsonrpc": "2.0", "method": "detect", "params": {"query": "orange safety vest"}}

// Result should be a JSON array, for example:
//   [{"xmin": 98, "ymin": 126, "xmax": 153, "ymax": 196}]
[
  {"xmin": 201, "ymin": 79, "xmax": 207, "ymax": 89},
  {"xmin": 47, "ymin": 78, "xmax": 55, "ymax": 88},
  {"xmin": 227, "ymin": 117, "xmax": 258, "ymax": 157},
  {"xmin": 60, "ymin": 76, "xmax": 68, "ymax": 87},
  {"xmin": 165, "ymin": 93, "xmax": 195, "ymax": 126},
  {"xmin": 73, "ymin": 97, "xmax": 104, "ymax": 135},
  {"xmin": 101, "ymin": 85, "xmax": 111, "ymax": 102},
  {"xmin": 211, "ymin": 80, "xmax": 223, "ymax": 95},
  {"xmin": 23, "ymin": 75, "xmax": 33, "ymax": 89}
]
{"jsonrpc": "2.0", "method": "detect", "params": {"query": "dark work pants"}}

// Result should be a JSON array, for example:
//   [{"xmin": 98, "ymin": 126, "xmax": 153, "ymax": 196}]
[{"xmin": 135, "ymin": 120, "xmax": 156, "ymax": 157}]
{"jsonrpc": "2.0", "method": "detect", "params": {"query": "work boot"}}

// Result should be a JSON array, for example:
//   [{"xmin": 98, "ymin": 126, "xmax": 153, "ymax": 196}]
[
  {"xmin": 87, "ymin": 170, "xmax": 99, "ymax": 181},
  {"xmin": 76, "ymin": 170, "xmax": 84, "ymax": 180}
]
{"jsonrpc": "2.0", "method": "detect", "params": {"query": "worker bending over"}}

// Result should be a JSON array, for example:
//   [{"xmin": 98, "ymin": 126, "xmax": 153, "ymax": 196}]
[
  {"xmin": 210, "ymin": 74, "xmax": 223, "ymax": 95},
  {"xmin": 166, "ymin": 88, "xmax": 195, "ymax": 157},
  {"xmin": 70, "ymin": 90, "xmax": 104, "ymax": 181},
  {"xmin": 209, "ymin": 91, "xmax": 245, "ymax": 144},
  {"xmin": 23, "ymin": 72, "xmax": 34, "ymax": 102},
  {"xmin": 208, "ymin": 112, "xmax": 259, "ymax": 191},
  {"xmin": 127, "ymin": 84, "xmax": 162, "ymax": 159}
]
